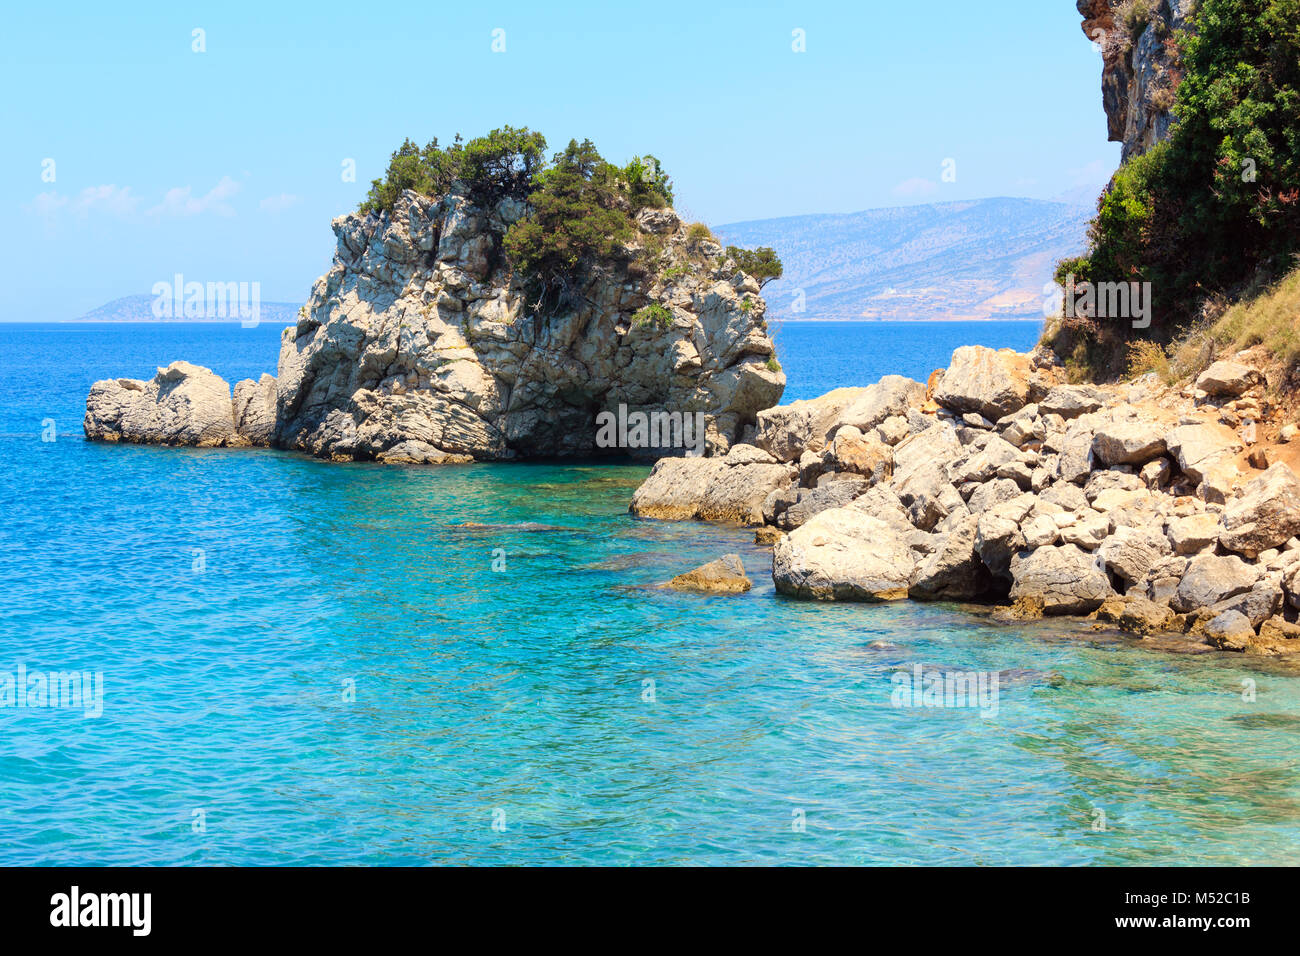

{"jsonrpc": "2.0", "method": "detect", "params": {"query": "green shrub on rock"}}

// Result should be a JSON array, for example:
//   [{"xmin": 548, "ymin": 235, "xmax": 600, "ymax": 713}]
[
  {"xmin": 360, "ymin": 136, "xmax": 463, "ymax": 215},
  {"xmin": 632, "ymin": 304, "xmax": 673, "ymax": 330},
  {"xmin": 725, "ymin": 245, "xmax": 784, "ymax": 287},
  {"xmin": 502, "ymin": 138, "xmax": 637, "ymax": 309},
  {"xmin": 685, "ymin": 222, "xmax": 715, "ymax": 244},
  {"xmin": 358, "ymin": 128, "xmax": 787, "ymax": 318},
  {"xmin": 458, "ymin": 126, "xmax": 548, "ymax": 204},
  {"xmin": 623, "ymin": 155, "xmax": 674, "ymax": 210}
]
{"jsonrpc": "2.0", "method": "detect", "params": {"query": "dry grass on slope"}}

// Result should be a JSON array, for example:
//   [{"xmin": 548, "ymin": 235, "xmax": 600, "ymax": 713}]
[
  {"xmin": 1124, "ymin": 266, "xmax": 1300, "ymax": 395},
  {"xmin": 1204, "ymin": 267, "xmax": 1300, "ymax": 373}
]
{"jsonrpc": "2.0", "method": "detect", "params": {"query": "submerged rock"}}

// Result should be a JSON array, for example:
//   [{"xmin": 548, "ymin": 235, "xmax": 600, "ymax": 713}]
[{"xmin": 376, "ymin": 441, "xmax": 473, "ymax": 464}]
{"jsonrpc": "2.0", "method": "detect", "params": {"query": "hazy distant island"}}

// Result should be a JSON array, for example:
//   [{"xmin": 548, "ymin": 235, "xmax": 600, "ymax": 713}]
[{"xmin": 72, "ymin": 294, "xmax": 302, "ymax": 324}]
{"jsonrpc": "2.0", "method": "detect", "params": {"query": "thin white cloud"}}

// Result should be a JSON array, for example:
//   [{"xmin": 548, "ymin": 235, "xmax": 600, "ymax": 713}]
[
  {"xmin": 259, "ymin": 192, "xmax": 300, "ymax": 213},
  {"xmin": 892, "ymin": 177, "xmax": 939, "ymax": 199},
  {"xmin": 148, "ymin": 175, "xmax": 241, "ymax": 217},
  {"xmin": 29, "ymin": 191, "xmax": 68, "ymax": 217},
  {"xmin": 76, "ymin": 184, "xmax": 140, "ymax": 216},
  {"xmin": 28, "ymin": 185, "xmax": 140, "ymax": 220}
]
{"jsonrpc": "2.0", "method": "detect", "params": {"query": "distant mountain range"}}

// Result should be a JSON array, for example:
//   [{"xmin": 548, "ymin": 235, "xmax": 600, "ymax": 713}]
[
  {"xmin": 716, "ymin": 197, "xmax": 1093, "ymax": 322},
  {"xmin": 75, "ymin": 294, "xmax": 301, "ymax": 324}
]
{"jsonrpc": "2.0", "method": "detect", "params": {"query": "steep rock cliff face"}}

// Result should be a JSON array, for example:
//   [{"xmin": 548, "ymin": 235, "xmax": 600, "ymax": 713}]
[
  {"xmin": 1078, "ymin": 0, "xmax": 1198, "ymax": 161},
  {"xmin": 274, "ymin": 190, "xmax": 782, "ymax": 461},
  {"xmin": 85, "ymin": 187, "xmax": 785, "ymax": 461}
]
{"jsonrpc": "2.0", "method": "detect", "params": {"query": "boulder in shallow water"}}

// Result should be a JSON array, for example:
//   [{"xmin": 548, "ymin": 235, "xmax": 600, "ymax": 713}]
[
  {"xmin": 231, "ymin": 373, "xmax": 278, "ymax": 446},
  {"xmin": 1095, "ymin": 595, "xmax": 1176, "ymax": 636},
  {"xmin": 772, "ymin": 507, "xmax": 915, "ymax": 601},
  {"xmin": 630, "ymin": 455, "xmax": 794, "ymax": 525},
  {"xmin": 1008, "ymin": 544, "xmax": 1113, "ymax": 615},
  {"xmin": 1203, "ymin": 609, "xmax": 1254, "ymax": 651},
  {"xmin": 910, "ymin": 512, "xmax": 990, "ymax": 600},
  {"xmin": 84, "ymin": 361, "xmax": 240, "ymax": 447},
  {"xmin": 669, "ymin": 553, "xmax": 752, "ymax": 593}
]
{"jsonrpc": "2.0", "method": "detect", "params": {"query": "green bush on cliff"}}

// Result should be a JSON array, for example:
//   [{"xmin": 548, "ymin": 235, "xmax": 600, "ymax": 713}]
[
  {"xmin": 502, "ymin": 138, "xmax": 638, "ymax": 308},
  {"xmin": 1050, "ymin": 0, "xmax": 1300, "ymax": 375},
  {"xmin": 360, "ymin": 136, "xmax": 463, "ymax": 215},
  {"xmin": 458, "ymin": 126, "xmax": 548, "ymax": 203},
  {"xmin": 726, "ymin": 245, "xmax": 784, "ymax": 287},
  {"xmin": 632, "ymin": 304, "xmax": 673, "ymax": 329},
  {"xmin": 623, "ymin": 155, "xmax": 674, "ymax": 210},
  {"xmin": 685, "ymin": 222, "xmax": 715, "ymax": 244},
  {"xmin": 359, "ymin": 127, "xmax": 547, "ymax": 214}
]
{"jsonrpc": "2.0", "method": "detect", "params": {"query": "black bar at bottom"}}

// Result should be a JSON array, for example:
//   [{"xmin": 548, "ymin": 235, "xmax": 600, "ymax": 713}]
[{"xmin": 0, "ymin": 866, "xmax": 1275, "ymax": 942}]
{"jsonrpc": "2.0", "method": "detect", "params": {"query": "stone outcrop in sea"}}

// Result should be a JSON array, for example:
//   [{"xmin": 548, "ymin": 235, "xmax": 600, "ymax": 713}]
[
  {"xmin": 84, "ymin": 188, "xmax": 784, "ymax": 462},
  {"xmin": 633, "ymin": 344, "xmax": 1300, "ymax": 656}
]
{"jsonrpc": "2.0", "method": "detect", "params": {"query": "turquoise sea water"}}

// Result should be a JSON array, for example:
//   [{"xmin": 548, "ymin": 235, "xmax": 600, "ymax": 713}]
[{"xmin": 2, "ymin": 320, "xmax": 1300, "ymax": 865}]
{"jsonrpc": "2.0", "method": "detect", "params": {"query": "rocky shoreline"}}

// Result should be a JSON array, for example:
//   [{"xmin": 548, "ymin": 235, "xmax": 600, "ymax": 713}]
[{"xmin": 633, "ymin": 344, "xmax": 1300, "ymax": 657}]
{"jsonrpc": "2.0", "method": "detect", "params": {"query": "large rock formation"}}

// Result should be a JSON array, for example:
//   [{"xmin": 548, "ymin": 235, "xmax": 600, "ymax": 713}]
[
  {"xmin": 1077, "ymin": 0, "xmax": 1198, "ymax": 162},
  {"xmin": 84, "ymin": 361, "xmax": 248, "ymax": 447},
  {"xmin": 85, "ymin": 189, "xmax": 784, "ymax": 461}
]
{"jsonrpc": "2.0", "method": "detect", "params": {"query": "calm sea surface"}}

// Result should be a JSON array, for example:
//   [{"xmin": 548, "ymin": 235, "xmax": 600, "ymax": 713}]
[{"xmin": 2, "ymin": 320, "xmax": 1299, "ymax": 865}]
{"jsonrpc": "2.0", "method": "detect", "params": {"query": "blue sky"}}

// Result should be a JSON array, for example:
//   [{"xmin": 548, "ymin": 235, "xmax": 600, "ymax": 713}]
[{"xmin": 5, "ymin": 0, "xmax": 1119, "ymax": 317}]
